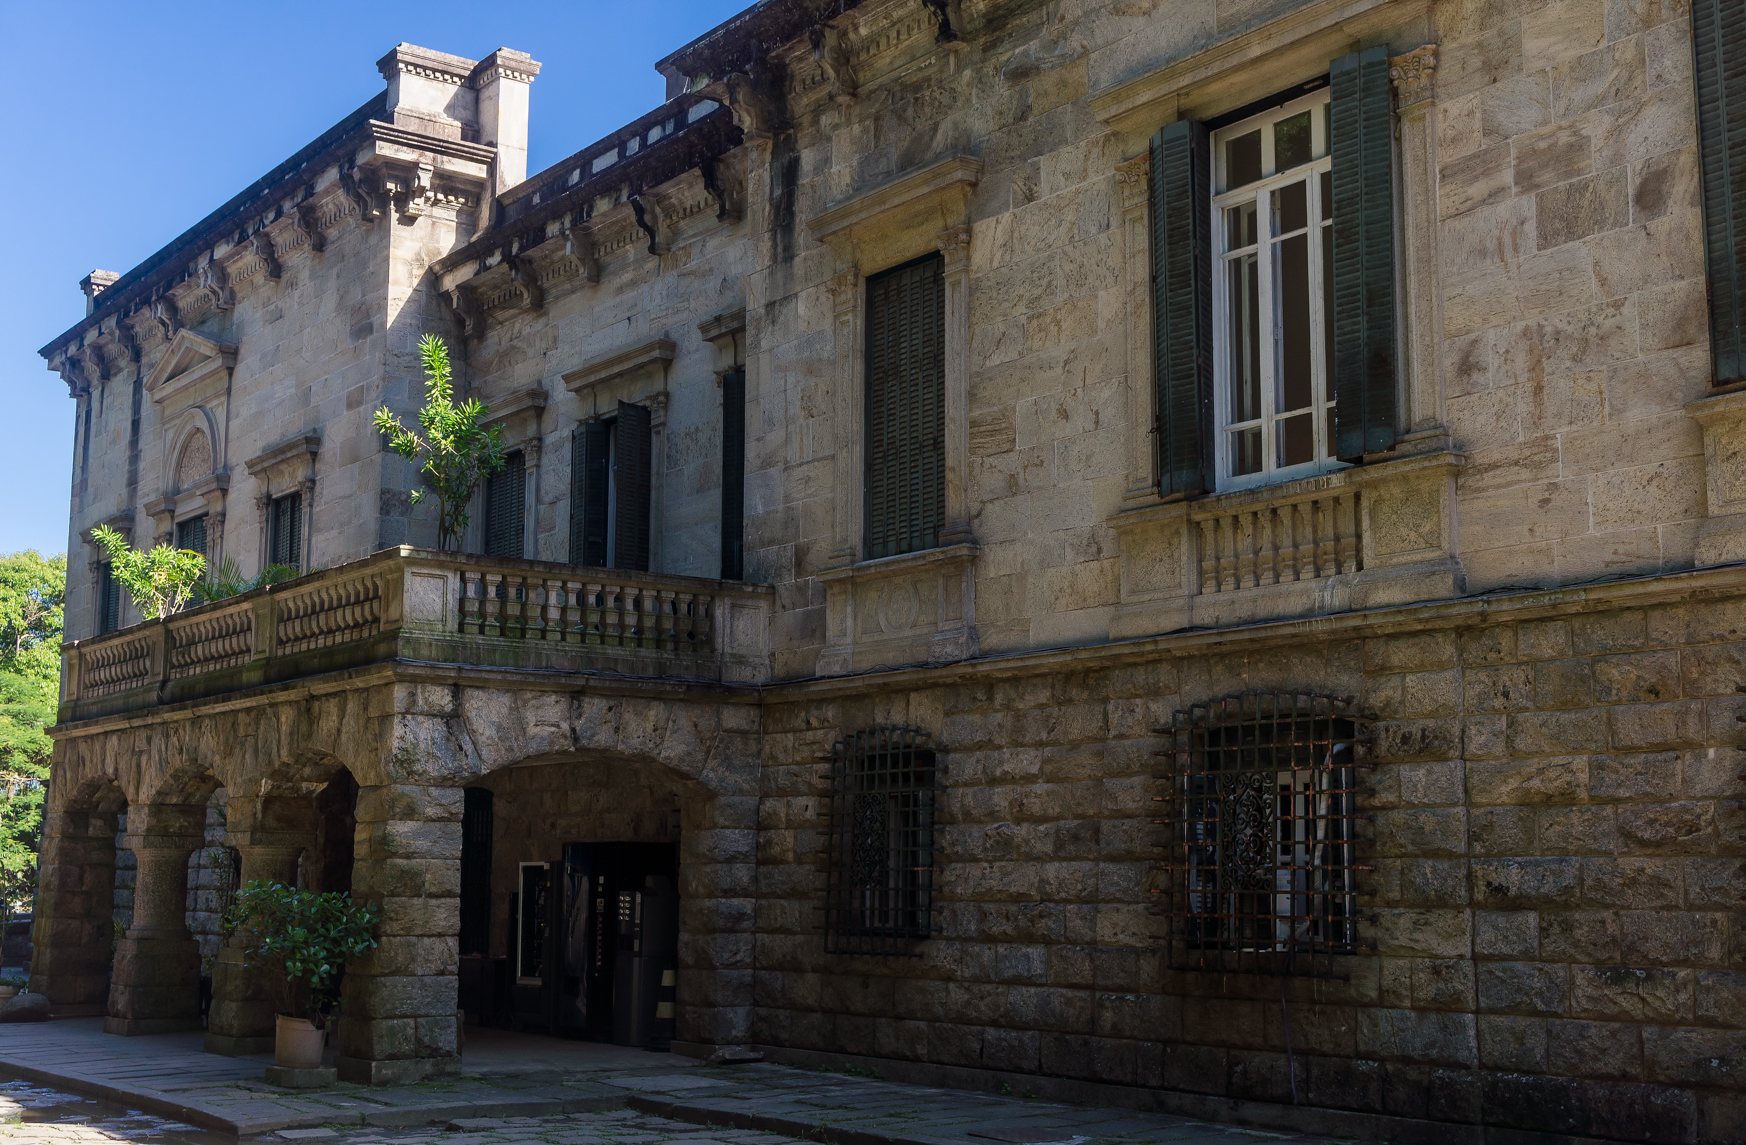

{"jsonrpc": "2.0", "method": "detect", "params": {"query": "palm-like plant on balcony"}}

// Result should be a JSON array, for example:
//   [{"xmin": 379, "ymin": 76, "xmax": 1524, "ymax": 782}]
[
  {"xmin": 373, "ymin": 334, "xmax": 507, "ymax": 551},
  {"xmin": 89, "ymin": 526, "xmax": 206, "ymax": 620}
]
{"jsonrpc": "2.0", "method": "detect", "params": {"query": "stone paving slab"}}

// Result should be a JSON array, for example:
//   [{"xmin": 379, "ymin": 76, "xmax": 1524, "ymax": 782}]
[{"xmin": 0, "ymin": 1021, "xmax": 1357, "ymax": 1144}]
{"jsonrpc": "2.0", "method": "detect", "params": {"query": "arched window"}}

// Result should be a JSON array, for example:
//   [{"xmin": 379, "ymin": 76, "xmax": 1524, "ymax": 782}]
[{"xmin": 1159, "ymin": 692, "xmax": 1362, "ymax": 976}]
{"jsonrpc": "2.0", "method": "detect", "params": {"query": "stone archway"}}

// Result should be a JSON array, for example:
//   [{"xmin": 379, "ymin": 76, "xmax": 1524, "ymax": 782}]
[{"xmin": 31, "ymin": 777, "xmax": 128, "ymax": 1014}]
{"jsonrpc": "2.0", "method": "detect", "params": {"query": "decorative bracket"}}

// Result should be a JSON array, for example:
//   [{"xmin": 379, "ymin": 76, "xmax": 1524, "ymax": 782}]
[
  {"xmin": 507, "ymin": 253, "xmax": 544, "ymax": 310},
  {"xmin": 810, "ymin": 22, "xmax": 859, "ymax": 104},
  {"xmin": 564, "ymin": 223, "xmax": 600, "ymax": 283},
  {"xmin": 251, "ymin": 231, "xmax": 281, "ymax": 281},
  {"xmin": 293, "ymin": 199, "xmax": 327, "ymax": 253},
  {"xmin": 922, "ymin": 0, "xmax": 965, "ymax": 47},
  {"xmin": 630, "ymin": 194, "xmax": 665, "ymax": 256},
  {"xmin": 700, "ymin": 156, "xmax": 743, "ymax": 225},
  {"xmin": 198, "ymin": 260, "xmax": 234, "ymax": 311},
  {"xmin": 150, "ymin": 295, "xmax": 180, "ymax": 341}
]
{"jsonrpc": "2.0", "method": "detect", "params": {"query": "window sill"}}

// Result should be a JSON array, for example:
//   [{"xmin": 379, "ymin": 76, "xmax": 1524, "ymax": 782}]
[
  {"xmin": 816, "ymin": 543, "xmax": 980, "ymax": 676},
  {"xmin": 817, "ymin": 541, "xmax": 979, "ymax": 586}
]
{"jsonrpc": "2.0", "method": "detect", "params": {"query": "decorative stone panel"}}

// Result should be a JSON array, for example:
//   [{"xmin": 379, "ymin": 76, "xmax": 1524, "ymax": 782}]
[
  {"xmin": 815, "ymin": 542, "xmax": 977, "ymax": 675},
  {"xmin": 1688, "ymin": 388, "xmax": 1746, "ymax": 566}
]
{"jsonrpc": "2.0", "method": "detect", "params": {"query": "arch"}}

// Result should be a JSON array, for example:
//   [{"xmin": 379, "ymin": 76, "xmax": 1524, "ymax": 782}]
[
  {"xmin": 175, "ymin": 430, "xmax": 212, "ymax": 492},
  {"xmin": 161, "ymin": 408, "xmax": 222, "ymax": 496}
]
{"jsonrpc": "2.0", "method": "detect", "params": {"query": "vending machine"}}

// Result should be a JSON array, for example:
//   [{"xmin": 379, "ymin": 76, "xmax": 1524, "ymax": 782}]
[{"xmin": 612, "ymin": 875, "xmax": 679, "ymax": 1050}]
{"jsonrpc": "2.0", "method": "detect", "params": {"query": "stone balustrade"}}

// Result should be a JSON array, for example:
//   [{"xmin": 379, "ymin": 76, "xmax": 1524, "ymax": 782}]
[
  {"xmin": 59, "ymin": 547, "xmax": 773, "ymax": 721},
  {"xmin": 1194, "ymin": 490, "xmax": 1362, "ymax": 596}
]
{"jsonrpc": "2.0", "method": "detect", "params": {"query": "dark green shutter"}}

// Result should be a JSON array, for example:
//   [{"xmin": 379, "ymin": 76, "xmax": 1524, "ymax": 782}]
[
  {"xmin": 1330, "ymin": 46, "xmax": 1398, "ymax": 459},
  {"xmin": 571, "ymin": 421, "xmax": 609, "ymax": 566},
  {"xmin": 865, "ymin": 256, "xmax": 945, "ymax": 559},
  {"xmin": 176, "ymin": 514, "xmax": 207, "ymax": 560},
  {"xmin": 459, "ymin": 787, "xmax": 493, "ymax": 957},
  {"xmin": 721, "ymin": 368, "xmax": 746, "ymax": 580},
  {"xmin": 614, "ymin": 400, "xmax": 652, "ymax": 572},
  {"xmin": 1695, "ymin": 0, "xmax": 1746, "ymax": 384},
  {"xmin": 1151, "ymin": 119, "xmax": 1214, "ymax": 497},
  {"xmin": 483, "ymin": 450, "xmax": 526, "ymax": 559},
  {"xmin": 98, "ymin": 564, "xmax": 120, "ymax": 635},
  {"xmin": 269, "ymin": 492, "xmax": 302, "ymax": 570}
]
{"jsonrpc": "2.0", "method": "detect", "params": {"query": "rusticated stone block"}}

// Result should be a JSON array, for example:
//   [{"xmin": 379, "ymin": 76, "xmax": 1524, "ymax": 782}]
[
  {"xmin": 1539, "ymin": 804, "xmax": 1618, "ymax": 854},
  {"xmin": 1618, "ymin": 800, "xmax": 1716, "ymax": 853},
  {"xmin": 1643, "ymin": 1025, "xmax": 1746, "ymax": 1089},
  {"xmin": 1470, "ymin": 806, "xmax": 1536, "ymax": 854},
  {"xmin": 1477, "ymin": 961, "xmax": 1569, "ymax": 1016},
  {"xmin": 1594, "ymin": 649, "xmax": 1682, "ymax": 703},
  {"xmin": 1590, "ymin": 750, "xmax": 1681, "ymax": 799},
  {"xmin": 1473, "ymin": 857, "xmax": 1580, "ymax": 908},
  {"xmin": 1467, "ymin": 756, "xmax": 1588, "ymax": 804},
  {"xmin": 1533, "ymin": 659, "xmax": 1593, "ymax": 709},
  {"xmin": 1610, "ymin": 700, "xmax": 1706, "ymax": 751},
  {"xmin": 1374, "ymin": 910, "xmax": 1472, "ymax": 959},
  {"xmin": 1373, "ymin": 808, "xmax": 1468, "ymax": 856},
  {"xmin": 1573, "ymin": 611, "xmax": 1648, "ymax": 655},
  {"xmin": 1581, "ymin": 857, "xmax": 1682, "ymax": 908},
  {"xmin": 1509, "ymin": 710, "xmax": 1609, "ymax": 755},
  {"xmin": 1357, "ymin": 1008, "xmax": 1478, "ymax": 1067},
  {"xmin": 1621, "ymin": 910, "xmax": 1727, "ymax": 967},
  {"xmin": 1571, "ymin": 964, "xmax": 1695, "ymax": 1023},
  {"xmin": 1464, "ymin": 664, "xmax": 1534, "ymax": 713},
  {"xmin": 1366, "ymin": 633, "xmax": 1460, "ymax": 673},
  {"xmin": 1541, "ymin": 911, "xmax": 1623, "ymax": 963}
]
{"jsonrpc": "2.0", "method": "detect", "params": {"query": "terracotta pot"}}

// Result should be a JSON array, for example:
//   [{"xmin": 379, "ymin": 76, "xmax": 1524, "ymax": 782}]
[
  {"xmin": 275, "ymin": 1015, "xmax": 324, "ymax": 1069},
  {"xmin": 0, "ymin": 986, "xmax": 18, "ymax": 1003}
]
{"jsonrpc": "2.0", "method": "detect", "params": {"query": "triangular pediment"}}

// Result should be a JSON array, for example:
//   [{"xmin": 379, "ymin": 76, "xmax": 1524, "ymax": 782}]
[{"xmin": 144, "ymin": 330, "xmax": 236, "ymax": 397}]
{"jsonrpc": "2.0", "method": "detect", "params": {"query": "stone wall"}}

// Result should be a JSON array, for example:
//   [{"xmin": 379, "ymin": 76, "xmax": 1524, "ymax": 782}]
[{"xmin": 751, "ymin": 577, "xmax": 1746, "ymax": 1144}]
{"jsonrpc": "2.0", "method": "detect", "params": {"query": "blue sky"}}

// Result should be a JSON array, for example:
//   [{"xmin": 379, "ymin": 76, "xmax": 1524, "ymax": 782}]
[{"xmin": 0, "ymin": 0, "xmax": 746, "ymax": 557}]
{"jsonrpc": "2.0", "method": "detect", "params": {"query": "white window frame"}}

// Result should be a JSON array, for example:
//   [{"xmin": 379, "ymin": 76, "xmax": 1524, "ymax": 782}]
[{"xmin": 1211, "ymin": 88, "xmax": 1344, "ymax": 492}]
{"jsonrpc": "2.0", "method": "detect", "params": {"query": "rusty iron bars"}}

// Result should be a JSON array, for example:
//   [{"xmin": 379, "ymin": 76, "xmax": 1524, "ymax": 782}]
[
  {"xmin": 1155, "ymin": 692, "xmax": 1368, "ymax": 977},
  {"xmin": 823, "ymin": 727, "xmax": 939, "ymax": 956}
]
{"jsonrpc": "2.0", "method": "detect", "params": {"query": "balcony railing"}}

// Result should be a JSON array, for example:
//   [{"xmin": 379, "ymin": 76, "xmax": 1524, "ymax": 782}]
[{"xmin": 59, "ymin": 547, "xmax": 773, "ymax": 722}]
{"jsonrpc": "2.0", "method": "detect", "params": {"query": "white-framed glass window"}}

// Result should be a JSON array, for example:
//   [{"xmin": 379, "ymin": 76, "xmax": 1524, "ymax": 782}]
[{"xmin": 1213, "ymin": 89, "xmax": 1340, "ymax": 489}]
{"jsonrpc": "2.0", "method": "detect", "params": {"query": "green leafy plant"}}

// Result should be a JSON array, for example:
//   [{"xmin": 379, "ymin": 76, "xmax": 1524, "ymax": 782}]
[
  {"xmin": 0, "ymin": 976, "xmax": 26, "ymax": 989},
  {"xmin": 373, "ymin": 334, "xmax": 506, "ymax": 551},
  {"xmin": 221, "ymin": 880, "xmax": 379, "ymax": 1026},
  {"xmin": 189, "ymin": 558, "xmax": 304, "ymax": 605},
  {"xmin": 89, "ymin": 527, "xmax": 205, "ymax": 620}
]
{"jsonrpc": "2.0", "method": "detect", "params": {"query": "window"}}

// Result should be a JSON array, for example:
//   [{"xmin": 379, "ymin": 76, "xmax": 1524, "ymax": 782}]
[
  {"xmin": 483, "ymin": 450, "xmax": 526, "ymax": 559},
  {"xmin": 720, "ymin": 368, "xmax": 745, "ymax": 581},
  {"xmin": 1158, "ymin": 692, "xmax": 1360, "ymax": 976},
  {"xmin": 1694, "ymin": 0, "xmax": 1746, "ymax": 384},
  {"xmin": 824, "ymin": 728, "xmax": 937, "ymax": 956},
  {"xmin": 267, "ymin": 491, "xmax": 302, "ymax": 571},
  {"xmin": 1151, "ymin": 49, "xmax": 1398, "ymax": 499},
  {"xmin": 97, "ymin": 563, "xmax": 122, "ymax": 635},
  {"xmin": 569, "ymin": 402, "xmax": 651, "ymax": 571},
  {"xmin": 176, "ymin": 514, "xmax": 208, "ymax": 560},
  {"xmin": 1214, "ymin": 92, "xmax": 1337, "ymax": 487},
  {"xmin": 865, "ymin": 256, "xmax": 945, "ymax": 559}
]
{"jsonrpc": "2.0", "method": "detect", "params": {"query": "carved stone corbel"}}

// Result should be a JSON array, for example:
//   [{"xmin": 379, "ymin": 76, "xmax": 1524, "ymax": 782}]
[
  {"xmin": 446, "ymin": 285, "xmax": 484, "ymax": 341},
  {"xmin": 564, "ymin": 224, "xmax": 600, "ymax": 283},
  {"xmin": 251, "ymin": 232, "xmax": 281, "ymax": 281},
  {"xmin": 75, "ymin": 345, "xmax": 110, "ymax": 384},
  {"xmin": 507, "ymin": 253, "xmax": 544, "ymax": 310},
  {"xmin": 340, "ymin": 163, "xmax": 381, "ymax": 223},
  {"xmin": 150, "ymin": 295, "xmax": 181, "ymax": 340},
  {"xmin": 700, "ymin": 156, "xmax": 743, "ymax": 225},
  {"xmin": 923, "ymin": 0, "xmax": 965, "ymax": 47},
  {"xmin": 810, "ymin": 23, "xmax": 858, "ymax": 104},
  {"xmin": 58, "ymin": 359, "xmax": 91, "ymax": 399},
  {"xmin": 703, "ymin": 67, "xmax": 786, "ymax": 142},
  {"xmin": 629, "ymin": 195, "xmax": 665, "ymax": 256},
  {"xmin": 198, "ymin": 261, "xmax": 234, "ymax": 311},
  {"xmin": 293, "ymin": 200, "xmax": 326, "ymax": 254}
]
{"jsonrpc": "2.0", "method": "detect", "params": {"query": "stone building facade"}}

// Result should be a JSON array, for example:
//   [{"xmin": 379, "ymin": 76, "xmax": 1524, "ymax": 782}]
[{"xmin": 33, "ymin": 0, "xmax": 1746, "ymax": 1141}]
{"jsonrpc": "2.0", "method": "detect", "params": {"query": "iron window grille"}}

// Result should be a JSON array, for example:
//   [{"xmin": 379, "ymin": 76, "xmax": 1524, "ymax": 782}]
[
  {"xmin": 824, "ymin": 728, "xmax": 938, "ymax": 956},
  {"xmin": 1156, "ymin": 692, "xmax": 1365, "ymax": 977}
]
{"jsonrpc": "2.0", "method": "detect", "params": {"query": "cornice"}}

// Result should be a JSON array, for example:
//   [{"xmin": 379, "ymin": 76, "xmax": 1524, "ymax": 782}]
[
  {"xmin": 698, "ymin": 307, "xmax": 747, "ymax": 344},
  {"xmin": 244, "ymin": 434, "xmax": 321, "ymax": 476},
  {"xmin": 563, "ymin": 338, "xmax": 677, "ymax": 393}
]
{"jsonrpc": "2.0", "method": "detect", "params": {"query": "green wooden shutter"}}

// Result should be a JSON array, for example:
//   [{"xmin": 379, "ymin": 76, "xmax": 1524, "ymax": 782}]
[
  {"xmin": 176, "ymin": 515, "xmax": 207, "ymax": 560},
  {"xmin": 269, "ymin": 492, "xmax": 302, "ymax": 570},
  {"xmin": 1695, "ymin": 0, "xmax": 1746, "ymax": 383},
  {"xmin": 1151, "ymin": 118, "xmax": 1214, "ymax": 497},
  {"xmin": 484, "ymin": 450, "xmax": 526, "ymax": 559},
  {"xmin": 1330, "ymin": 45, "xmax": 1399, "ymax": 459},
  {"xmin": 571, "ymin": 421, "xmax": 609, "ymax": 566},
  {"xmin": 721, "ymin": 368, "xmax": 746, "ymax": 580},
  {"xmin": 614, "ymin": 400, "xmax": 652, "ymax": 572},
  {"xmin": 459, "ymin": 787, "xmax": 493, "ymax": 957},
  {"xmin": 865, "ymin": 255, "xmax": 946, "ymax": 559},
  {"xmin": 98, "ymin": 564, "xmax": 120, "ymax": 635}
]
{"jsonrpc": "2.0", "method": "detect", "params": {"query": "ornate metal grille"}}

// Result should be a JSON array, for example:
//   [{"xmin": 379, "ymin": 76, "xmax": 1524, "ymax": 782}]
[
  {"xmin": 1156, "ymin": 692, "xmax": 1364, "ymax": 976},
  {"xmin": 824, "ymin": 728, "xmax": 938, "ymax": 956}
]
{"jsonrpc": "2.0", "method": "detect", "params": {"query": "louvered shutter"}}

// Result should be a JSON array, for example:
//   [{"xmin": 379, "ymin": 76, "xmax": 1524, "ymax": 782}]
[
  {"xmin": 1330, "ymin": 46, "xmax": 1399, "ymax": 459},
  {"xmin": 865, "ymin": 256, "xmax": 946, "ymax": 559},
  {"xmin": 721, "ymin": 368, "xmax": 746, "ymax": 580},
  {"xmin": 571, "ymin": 421, "xmax": 609, "ymax": 566},
  {"xmin": 459, "ymin": 787, "xmax": 493, "ymax": 957},
  {"xmin": 1695, "ymin": 0, "xmax": 1746, "ymax": 383},
  {"xmin": 269, "ymin": 492, "xmax": 302, "ymax": 570},
  {"xmin": 1151, "ymin": 119, "xmax": 1214, "ymax": 496},
  {"xmin": 98, "ymin": 565, "xmax": 121, "ymax": 635},
  {"xmin": 483, "ymin": 450, "xmax": 526, "ymax": 558},
  {"xmin": 614, "ymin": 401, "xmax": 652, "ymax": 572},
  {"xmin": 177, "ymin": 515, "xmax": 207, "ymax": 560}
]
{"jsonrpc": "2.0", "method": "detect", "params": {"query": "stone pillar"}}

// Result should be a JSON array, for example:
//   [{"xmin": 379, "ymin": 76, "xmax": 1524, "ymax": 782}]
[
  {"xmin": 336, "ymin": 785, "xmax": 462, "ymax": 1086},
  {"xmin": 675, "ymin": 794, "xmax": 757, "ymax": 1047},
  {"xmin": 1389, "ymin": 45, "xmax": 1449, "ymax": 449},
  {"xmin": 204, "ymin": 843, "xmax": 302, "ymax": 1056},
  {"xmin": 30, "ymin": 806, "xmax": 120, "ymax": 1015},
  {"xmin": 105, "ymin": 805, "xmax": 205, "ymax": 1035},
  {"xmin": 936, "ymin": 224, "xmax": 973, "ymax": 547}
]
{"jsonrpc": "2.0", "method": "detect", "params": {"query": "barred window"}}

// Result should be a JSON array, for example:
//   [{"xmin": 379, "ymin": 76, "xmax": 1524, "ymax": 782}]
[
  {"xmin": 1158, "ymin": 692, "xmax": 1362, "ymax": 976},
  {"xmin": 824, "ymin": 728, "xmax": 937, "ymax": 956}
]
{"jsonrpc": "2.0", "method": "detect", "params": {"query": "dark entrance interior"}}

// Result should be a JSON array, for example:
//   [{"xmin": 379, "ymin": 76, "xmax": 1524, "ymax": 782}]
[{"xmin": 457, "ymin": 798, "xmax": 677, "ymax": 1050}]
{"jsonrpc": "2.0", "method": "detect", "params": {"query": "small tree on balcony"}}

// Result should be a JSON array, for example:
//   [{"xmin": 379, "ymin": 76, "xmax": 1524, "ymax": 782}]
[
  {"xmin": 373, "ymin": 335, "xmax": 506, "ymax": 551},
  {"xmin": 89, "ymin": 527, "xmax": 206, "ymax": 620}
]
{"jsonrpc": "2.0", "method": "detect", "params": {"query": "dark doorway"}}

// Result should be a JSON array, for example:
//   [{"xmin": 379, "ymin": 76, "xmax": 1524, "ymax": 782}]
[
  {"xmin": 508, "ymin": 842, "xmax": 677, "ymax": 1047},
  {"xmin": 311, "ymin": 770, "xmax": 358, "ymax": 894}
]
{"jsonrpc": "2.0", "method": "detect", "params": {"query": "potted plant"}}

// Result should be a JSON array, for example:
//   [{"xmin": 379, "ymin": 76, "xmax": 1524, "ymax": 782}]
[
  {"xmin": 222, "ymin": 881, "xmax": 378, "ymax": 1069},
  {"xmin": 0, "ymin": 975, "xmax": 25, "ymax": 1003}
]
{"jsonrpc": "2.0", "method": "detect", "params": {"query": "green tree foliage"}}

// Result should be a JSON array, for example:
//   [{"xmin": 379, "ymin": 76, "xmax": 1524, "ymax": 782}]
[
  {"xmin": 190, "ymin": 558, "xmax": 303, "ymax": 606},
  {"xmin": 90, "ymin": 526, "xmax": 205, "ymax": 620},
  {"xmin": 0, "ymin": 551, "xmax": 64, "ymax": 919},
  {"xmin": 222, "ymin": 880, "xmax": 379, "ymax": 1024},
  {"xmin": 374, "ymin": 334, "xmax": 506, "ymax": 551}
]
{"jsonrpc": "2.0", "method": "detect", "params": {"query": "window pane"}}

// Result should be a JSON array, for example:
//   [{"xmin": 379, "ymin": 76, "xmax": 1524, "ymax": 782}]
[
  {"xmin": 1233, "ymin": 427, "xmax": 1263, "ymax": 476},
  {"xmin": 1227, "ymin": 248, "xmax": 1261, "ymax": 424},
  {"xmin": 1277, "ymin": 412, "xmax": 1314, "ymax": 468},
  {"xmin": 1320, "ymin": 169, "xmax": 1332, "ymax": 223},
  {"xmin": 1322, "ymin": 207, "xmax": 1334, "ymax": 452},
  {"xmin": 1275, "ymin": 111, "xmax": 1312, "ymax": 170},
  {"xmin": 1276, "ymin": 231, "xmax": 1312, "ymax": 416},
  {"xmin": 1226, "ymin": 129, "xmax": 1262, "ymax": 189},
  {"xmin": 1273, "ymin": 181, "xmax": 1307, "ymax": 236},
  {"xmin": 1226, "ymin": 200, "xmax": 1258, "ymax": 250}
]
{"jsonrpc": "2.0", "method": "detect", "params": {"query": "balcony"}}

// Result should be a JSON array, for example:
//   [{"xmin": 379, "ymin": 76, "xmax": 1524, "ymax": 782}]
[{"xmin": 59, "ymin": 547, "xmax": 773, "ymax": 722}]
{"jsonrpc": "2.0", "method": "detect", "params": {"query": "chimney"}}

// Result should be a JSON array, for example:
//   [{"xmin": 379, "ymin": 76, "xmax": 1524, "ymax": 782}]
[
  {"xmin": 377, "ymin": 44, "xmax": 479, "ymax": 141},
  {"xmin": 80, "ymin": 270, "xmax": 119, "ymax": 316},
  {"xmin": 471, "ymin": 49, "xmax": 542, "ymax": 195}
]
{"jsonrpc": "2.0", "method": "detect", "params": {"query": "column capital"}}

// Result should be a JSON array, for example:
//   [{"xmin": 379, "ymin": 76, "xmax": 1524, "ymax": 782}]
[
  {"xmin": 1390, "ymin": 45, "xmax": 1437, "ymax": 109},
  {"xmin": 936, "ymin": 225, "xmax": 971, "ymax": 276}
]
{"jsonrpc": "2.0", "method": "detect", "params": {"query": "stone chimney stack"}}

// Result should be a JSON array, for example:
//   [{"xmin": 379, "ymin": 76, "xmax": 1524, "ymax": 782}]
[
  {"xmin": 80, "ymin": 270, "xmax": 119, "ymax": 316},
  {"xmin": 471, "ymin": 49, "xmax": 542, "ymax": 196},
  {"xmin": 377, "ymin": 44, "xmax": 480, "ymax": 141}
]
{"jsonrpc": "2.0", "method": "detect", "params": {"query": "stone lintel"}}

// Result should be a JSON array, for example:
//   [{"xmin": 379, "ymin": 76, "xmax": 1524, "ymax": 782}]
[
  {"xmin": 562, "ymin": 338, "xmax": 677, "ymax": 393},
  {"xmin": 245, "ymin": 435, "xmax": 322, "ymax": 478},
  {"xmin": 805, "ymin": 154, "xmax": 981, "ymax": 273}
]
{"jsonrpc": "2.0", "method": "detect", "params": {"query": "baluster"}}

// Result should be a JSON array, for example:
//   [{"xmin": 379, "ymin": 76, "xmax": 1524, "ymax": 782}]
[
  {"xmin": 580, "ymin": 583, "xmax": 601, "ymax": 644},
  {"xmin": 459, "ymin": 572, "xmax": 478, "ymax": 633},
  {"xmin": 483, "ymin": 573, "xmax": 504, "ymax": 636},
  {"xmin": 697, "ymin": 594, "xmax": 714, "ymax": 653},
  {"xmin": 1295, "ymin": 502, "xmax": 1317, "ymax": 580},
  {"xmin": 1337, "ymin": 493, "xmax": 1361, "ymax": 574},
  {"xmin": 1198, "ymin": 519, "xmax": 1217, "ymax": 596},
  {"xmin": 606, "ymin": 585, "xmax": 626, "ymax": 646},
  {"xmin": 674, "ymin": 593, "xmax": 695, "ymax": 651},
  {"xmin": 564, "ymin": 580, "xmax": 583, "ymax": 642},
  {"xmin": 508, "ymin": 575, "xmax": 528, "ymax": 639},
  {"xmin": 1315, "ymin": 500, "xmax": 1336, "ymax": 578},
  {"xmin": 659, "ymin": 590, "xmax": 679, "ymax": 652},
  {"xmin": 1218, "ymin": 517, "xmax": 1237, "ymax": 593},
  {"xmin": 1237, "ymin": 511, "xmax": 1257, "ymax": 590},
  {"xmin": 1257, "ymin": 508, "xmax": 1277, "ymax": 586},
  {"xmin": 1275, "ymin": 504, "xmax": 1296, "ymax": 583}
]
